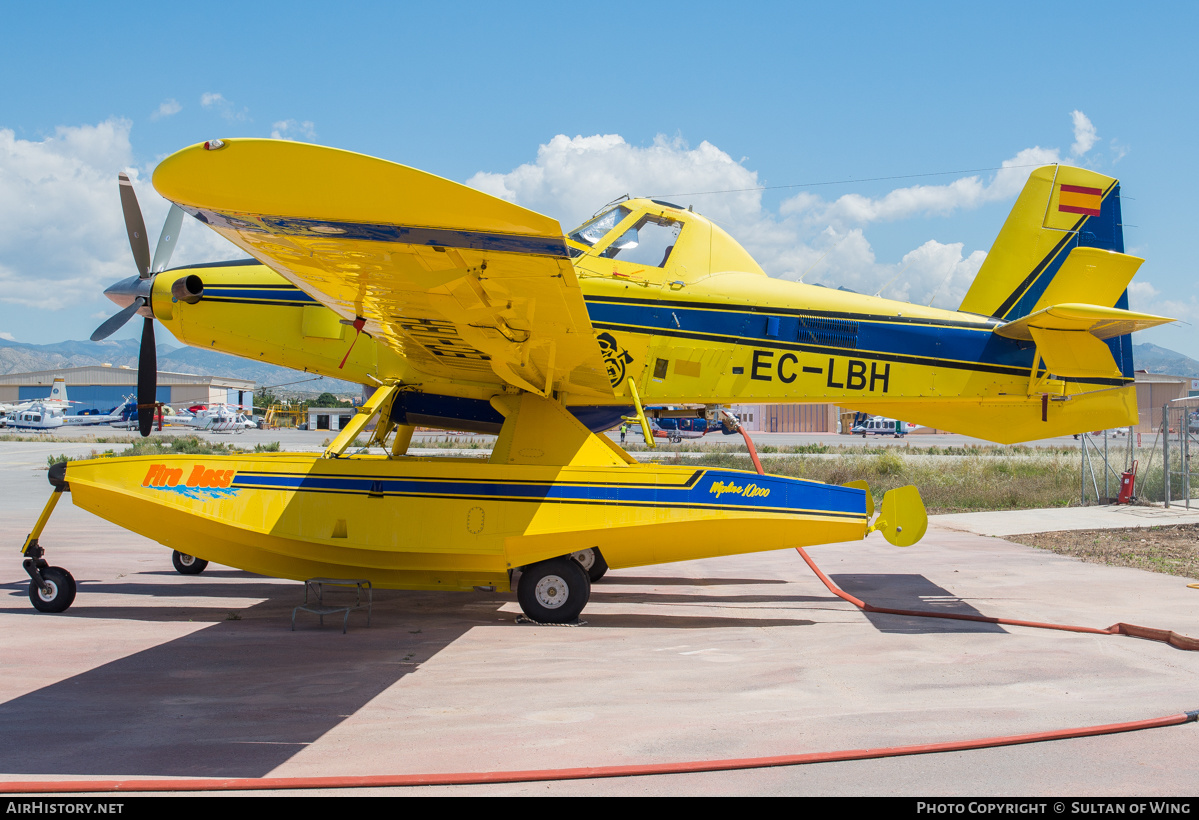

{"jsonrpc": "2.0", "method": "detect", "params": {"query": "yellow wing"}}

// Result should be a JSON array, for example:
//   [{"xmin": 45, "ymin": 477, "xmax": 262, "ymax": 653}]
[{"xmin": 153, "ymin": 139, "xmax": 613, "ymax": 398}]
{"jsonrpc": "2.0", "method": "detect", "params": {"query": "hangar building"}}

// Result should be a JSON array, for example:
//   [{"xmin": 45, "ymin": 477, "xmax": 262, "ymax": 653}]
[{"xmin": 0, "ymin": 366, "xmax": 255, "ymax": 415}]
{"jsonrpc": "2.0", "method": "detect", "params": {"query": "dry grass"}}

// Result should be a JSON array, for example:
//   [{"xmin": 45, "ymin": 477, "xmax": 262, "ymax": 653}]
[
  {"xmin": 664, "ymin": 450, "xmax": 1084, "ymax": 514},
  {"xmin": 1010, "ymin": 525, "xmax": 1199, "ymax": 580}
]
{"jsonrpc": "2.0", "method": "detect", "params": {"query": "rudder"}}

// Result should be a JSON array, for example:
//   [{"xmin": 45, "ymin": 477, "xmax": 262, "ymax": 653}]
[{"xmin": 961, "ymin": 165, "xmax": 1137, "ymax": 376}]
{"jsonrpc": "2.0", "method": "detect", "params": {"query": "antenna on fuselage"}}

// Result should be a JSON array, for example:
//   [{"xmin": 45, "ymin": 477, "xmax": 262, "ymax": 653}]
[
  {"xmin": 873, "ymin": 258, "xmax": 914, "ymax": 299},
  {"xmin": 796, "ymin": 233, "xmax": 850, "ymax": 284},
  {"xmin": 589, "ymin": 194, "xmax": 632, "ymax": 219},
  {"xmin": 925, "ymin": 266, "xmax": 958, "ymax": 308}
]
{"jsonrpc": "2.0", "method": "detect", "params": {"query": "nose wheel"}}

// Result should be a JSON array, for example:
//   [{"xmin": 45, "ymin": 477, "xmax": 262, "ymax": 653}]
[{"xmin": 28, "ymin": 566, "xmax": 77, "ymax": 613}]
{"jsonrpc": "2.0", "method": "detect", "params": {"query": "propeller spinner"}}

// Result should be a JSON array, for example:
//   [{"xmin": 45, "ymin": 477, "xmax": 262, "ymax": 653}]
[{"xmin": 90, "ymin": 173, "xmax": 186, "ymax": 436}]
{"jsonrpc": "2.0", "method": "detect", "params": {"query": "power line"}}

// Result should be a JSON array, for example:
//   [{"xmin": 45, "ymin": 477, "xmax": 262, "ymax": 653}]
[
  {"xmin": 255, "ymin": 376, "xmax": 328, "ymax": 391},
  {"xmin": 647, "ymin": 163, "xmax": 1045, "ymax": 199}
]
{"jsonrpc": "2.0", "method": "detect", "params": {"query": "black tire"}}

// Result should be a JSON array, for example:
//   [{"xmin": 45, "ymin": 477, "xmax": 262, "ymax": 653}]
[
  {"xmin": 172, "ymin": 551, "xmax": 209, "ymax": 575},
  {"xmin": 571, "ymin": 547, "xmax": 609, "ymax": 582},
  {"xmin": 517, "ymin": 557, "xmax": 591, "ymax": 624},
  {"xmin": 29, "ymin": 566, "xmax": 76, "ymax": 613}
]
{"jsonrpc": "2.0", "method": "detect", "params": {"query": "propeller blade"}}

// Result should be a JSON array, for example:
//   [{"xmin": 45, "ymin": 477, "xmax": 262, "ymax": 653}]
[
  {"xmin": 118, "ymin": 172, "xmax": 152, "ymax": 278},
  {"xmin": 89, "ymin": 297, "xmax": 144, "ymax": 342},
  {"xmin": 138, "ymin": 316, "xmax": 156, "ymax": 437},
  {"xmin": 152, "ymin": 204, "xmax": 184, "ymax": 273}
]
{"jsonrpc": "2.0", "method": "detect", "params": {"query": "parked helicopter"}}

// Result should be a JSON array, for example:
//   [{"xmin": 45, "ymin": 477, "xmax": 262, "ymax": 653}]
[
  {"xmin": 174, "ymin": 404, "xmax": 256, "ymax": 433},
  {"xmin": 6, "ymin": 379, "xmax": 131, "ymax": 431},
  {"xmin": 19, "ymin": 140, "xmax": 1168, "ymax": 622},
  {"xmin": 850, "ymin": 413, "xmax": 914, "ymax": 438},
  {"xmin": 2, "ymin": 377, "xmax": 75, "ymax": 426}
]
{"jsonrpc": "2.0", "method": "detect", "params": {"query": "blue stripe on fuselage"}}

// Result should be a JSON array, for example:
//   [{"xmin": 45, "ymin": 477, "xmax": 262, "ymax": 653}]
[
  {"xmin": 230, "ymin": 469, "xmax": 866, "ymax": 518},
  {"xmin": 584, "ymin": 298, "xmax": 1038, "ymax": 374},
  {"xmin": 203, "ymin": 287, "xmax": 319, "ymax": 303}
]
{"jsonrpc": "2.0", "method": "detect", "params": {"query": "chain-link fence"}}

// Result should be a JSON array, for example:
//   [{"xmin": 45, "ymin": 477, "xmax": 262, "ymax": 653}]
[
  {"xmin": 1079, "ymin": 427, "xmax": 1136, "ymax": 505},
  {"xmin": 1085, "ymin": 404, "xmax": 1199, "ymax": 506}
]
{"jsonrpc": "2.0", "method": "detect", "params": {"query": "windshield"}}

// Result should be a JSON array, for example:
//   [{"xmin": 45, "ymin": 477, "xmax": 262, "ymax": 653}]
[
  {"xmin": 568, "ymin": 206, "xmax": 631, "ymax": 247},
  {"xmin": 599, "ymin": 214, "xmax": 682, "ymax": 266}
]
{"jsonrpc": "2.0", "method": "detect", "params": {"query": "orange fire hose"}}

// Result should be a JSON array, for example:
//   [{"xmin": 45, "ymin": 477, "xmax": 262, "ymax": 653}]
[
  {"xmin": 794, "ymin": 547, "xmax": 1199, "ymax": 651},
  {"xmin": 739, "ymin": 426, "xmax": 764, "ymax": 475},
  {"xmin": 0, "ymin": 711, "xmax": 1194, "ymax": 794}
]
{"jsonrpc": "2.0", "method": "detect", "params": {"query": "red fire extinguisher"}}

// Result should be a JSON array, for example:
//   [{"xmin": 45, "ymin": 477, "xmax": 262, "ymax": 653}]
[{"xmin": 1117, "ymin": 460, "xmax": 1138, "ymax": 504}]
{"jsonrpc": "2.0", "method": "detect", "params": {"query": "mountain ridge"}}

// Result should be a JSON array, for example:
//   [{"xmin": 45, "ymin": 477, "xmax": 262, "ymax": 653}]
[{"xmin": 0, "ymin": 338, "xmax": 362, "ymax": 397}]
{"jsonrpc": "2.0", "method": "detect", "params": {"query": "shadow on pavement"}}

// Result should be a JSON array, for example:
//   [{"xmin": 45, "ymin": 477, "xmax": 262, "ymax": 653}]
[{"xmin": 829, "ymin": 573, "xmax": 1008, "ymax": 634}]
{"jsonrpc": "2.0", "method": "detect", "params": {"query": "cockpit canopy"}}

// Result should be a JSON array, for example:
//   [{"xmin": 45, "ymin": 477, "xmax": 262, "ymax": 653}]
[{"xmin": 566, "ymin": 198, "xmax": 764, "ymax": 283}]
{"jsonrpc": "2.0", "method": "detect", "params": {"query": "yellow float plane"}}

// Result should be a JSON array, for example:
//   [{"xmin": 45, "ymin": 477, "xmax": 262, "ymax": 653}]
[{"xmin": 19, "ymin": 140, "xmax": 1170, "ymax": 622}]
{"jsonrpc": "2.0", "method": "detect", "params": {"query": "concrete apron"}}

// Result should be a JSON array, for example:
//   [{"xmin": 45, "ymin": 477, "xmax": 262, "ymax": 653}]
[{"xmin": 0, "ymin": 451, "xmax": 1196, "ymax": 794}]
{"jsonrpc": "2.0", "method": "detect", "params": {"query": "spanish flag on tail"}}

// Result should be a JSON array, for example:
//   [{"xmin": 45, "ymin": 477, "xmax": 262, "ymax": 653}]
[{"xmin": 1057, "ymin": 184, "xmax": 1103, "ymax": 217}]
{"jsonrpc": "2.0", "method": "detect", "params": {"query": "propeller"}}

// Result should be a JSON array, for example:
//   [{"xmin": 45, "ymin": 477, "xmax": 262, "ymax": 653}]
[{"xmin": 91, "ymin": 172, "xmax": 186, "ymax": 436}]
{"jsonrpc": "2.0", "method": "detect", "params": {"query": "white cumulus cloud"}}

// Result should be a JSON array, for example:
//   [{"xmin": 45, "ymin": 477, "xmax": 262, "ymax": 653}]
[
  {"xmin": 1128, "ymin": 279, "xmax": 1193, "ymax": 324},
  {"xmin": 780, "ymin": 146, "xmax": 1062, "ymax": 229},
  {"xmin": 0, "ymin": 118, "xmax": 245, "ymax": 318},
  {"xmin": 271, "ymin": 119, "xmax": 317, "ymax": 141},
  {"xmin": 150, "ymin": 99, "xmax": 181, "ymax": 121},
  {"xmin": 466, "ymin": 134, "xmax": 763, "ymax": 231},
  {"xmin": 200, "ymin": 92, "xmax": 247, "ymax": 122},
  {"xmin": 1071, "ymin": 110, "xmax": 1098, "ymax": 156},
  {"xmin": 465, "ymin": 133, "xmax": 1074, "ymax": 309}
]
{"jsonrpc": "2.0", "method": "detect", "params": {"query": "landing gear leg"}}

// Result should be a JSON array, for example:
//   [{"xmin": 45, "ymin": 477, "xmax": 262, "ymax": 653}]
[{"xmin": 21, "ymin": 481, "xmax": 76, "ymax": 614}]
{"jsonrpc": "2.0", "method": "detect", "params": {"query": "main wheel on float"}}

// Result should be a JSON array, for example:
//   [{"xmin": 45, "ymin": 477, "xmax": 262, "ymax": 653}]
[
  {"xmin": 29, "ymin": 566, "xmax": 76, "ymax": 613},
  {"xmin": 571, "ymin": 547, "xmax": 609, "ymax": 582},
  {"xmin": 172, "ymin": 550, "xmax": 209, "ymax": 575},
  {"xmin": 517, "ymin": 557, "xmax": 591, "ymax": 624}
]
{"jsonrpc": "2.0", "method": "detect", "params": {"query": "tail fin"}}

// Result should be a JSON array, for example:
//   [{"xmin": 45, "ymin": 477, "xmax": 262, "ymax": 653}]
[
  {"xmin": 962, "ymin": 164, "xmax": 1138, "ymax": 376},
  {"xmin": 49, "ymin": 377, "xmax": 68, "ymax": 405}
]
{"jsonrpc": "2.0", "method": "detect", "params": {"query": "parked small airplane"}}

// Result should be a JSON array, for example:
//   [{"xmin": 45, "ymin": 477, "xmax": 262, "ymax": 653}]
[{"xmin": 18, "ymin": 141, "xmax": 1168, "ymax": 622}]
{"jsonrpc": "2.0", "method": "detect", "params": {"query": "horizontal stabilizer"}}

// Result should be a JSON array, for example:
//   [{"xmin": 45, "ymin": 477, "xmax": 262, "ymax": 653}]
[{"xmin": 994, "ymin": 303, "xmax": 1173, "ymax": 342}]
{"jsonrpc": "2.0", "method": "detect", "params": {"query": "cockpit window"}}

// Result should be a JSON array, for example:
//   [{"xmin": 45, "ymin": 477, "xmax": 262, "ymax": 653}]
[
  {"xmin": 568, "ymin": 206, "xmax": 631, "ymax": 247},
  {"xmin": 599, "ymin": 214, "xmax": 683, "ymax": 267}
]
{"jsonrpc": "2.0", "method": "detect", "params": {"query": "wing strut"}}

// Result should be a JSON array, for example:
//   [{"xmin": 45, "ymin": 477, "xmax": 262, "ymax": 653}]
[
  {"xmin": 323, "ymin": 385, "xmax": 400, "ymax": 459},
  {"xmin": 623, "ymin": 379, "xmax": 655, "ymax": 449}
]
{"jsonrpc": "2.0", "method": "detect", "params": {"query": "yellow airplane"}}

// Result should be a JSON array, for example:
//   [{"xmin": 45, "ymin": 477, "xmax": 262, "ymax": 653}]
[{"xmin": 18, "ymin": 140, "xmax": 1169, "ymax": 622}]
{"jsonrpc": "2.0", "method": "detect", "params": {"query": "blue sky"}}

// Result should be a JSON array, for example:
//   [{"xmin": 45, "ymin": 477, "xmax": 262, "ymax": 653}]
[{"xmin": 3, "ymin": 1, "xmax": 1197, "ymax": 357}]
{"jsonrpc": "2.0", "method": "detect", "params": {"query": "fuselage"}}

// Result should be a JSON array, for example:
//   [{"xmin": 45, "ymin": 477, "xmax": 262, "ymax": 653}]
[{"xmin": 145, "ymin": 196, "xmax": 1138, "ymax": 443}]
